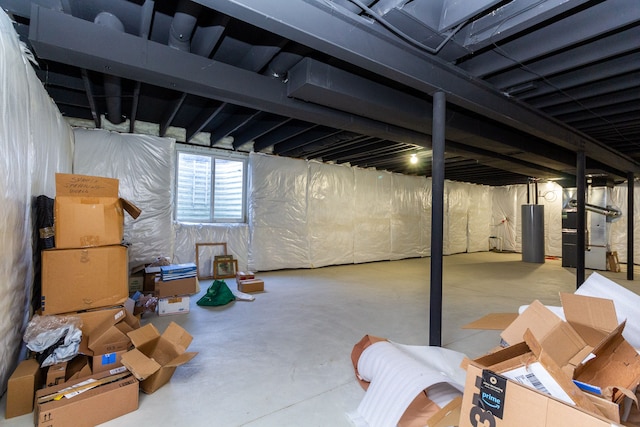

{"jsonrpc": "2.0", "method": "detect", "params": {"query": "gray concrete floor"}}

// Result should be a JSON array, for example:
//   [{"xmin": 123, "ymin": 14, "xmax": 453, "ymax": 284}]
[{"xmin": 3, "ymin": 252, "xmax": 640, "ymax": 426}]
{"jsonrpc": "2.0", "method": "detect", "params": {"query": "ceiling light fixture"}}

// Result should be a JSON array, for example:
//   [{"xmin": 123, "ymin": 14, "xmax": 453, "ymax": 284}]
[{"xmin": 410, "ymin": 153, "xmax": 418, "ymax": 164}]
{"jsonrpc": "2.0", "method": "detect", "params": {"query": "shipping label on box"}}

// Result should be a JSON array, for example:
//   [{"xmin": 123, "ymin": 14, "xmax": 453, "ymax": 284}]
[
  {"xmin": 41, "ymin": 245, "xmax": 128, "ymax": 315},
  {"xmin": 158, "ymin": 296, "xmax": 190, "ymax": 316}
]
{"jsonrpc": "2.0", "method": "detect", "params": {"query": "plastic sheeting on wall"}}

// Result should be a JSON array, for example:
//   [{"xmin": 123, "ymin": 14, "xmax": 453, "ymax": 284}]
[
  {"xmin": 491, "ymin": 186, "xmax": 519, "ymax": 252},
  {"xmin": 308, "ymin": 161, "xmax": 355, "ymax": 267},
  {"xmin": 248, "ymin": 153, "xmax": 310, "ymax": 271},
  {"xmin": 610, "ymin": 183, "xmax": 640, "ymax": 264},
  {"xmin": 0, "ymin": 9, "xmax": 73, "ymax": 392},
  {"xmin": 354, "ymin": 168, "xmax": 393, "ymax": 264},
  {"xmin": 174, "ymin": 223, "xmax": 249, "ymax": 273},
  {"xmin": 390, "ymin": 174, "xmax": 427, "ymax": 260},
  {"xmin": 72, "ymin": 128, "xmax": 175, "ymax": 267},
  {"xmin": 444, "ymin": 181, "xmax": 470, "ymax": 255},
  {"xmin": 467, "ymin": 183, "xmax": 492, "ymax": 253}
]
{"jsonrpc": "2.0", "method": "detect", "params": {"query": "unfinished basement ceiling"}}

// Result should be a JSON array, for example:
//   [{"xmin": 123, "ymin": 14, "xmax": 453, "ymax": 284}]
[{"xmin": 3, "ymin": 0, "xmax": 639, "ymax": 186}]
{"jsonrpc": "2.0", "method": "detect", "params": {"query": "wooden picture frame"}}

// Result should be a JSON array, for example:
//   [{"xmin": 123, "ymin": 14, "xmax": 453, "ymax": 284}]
[
  {"xmin": 195, "ymin": 242, "xmax": 227, "ymax": 280},
  {"xmin": 214, "ymin": 259, "xmax": 237, "ymax": 279}
]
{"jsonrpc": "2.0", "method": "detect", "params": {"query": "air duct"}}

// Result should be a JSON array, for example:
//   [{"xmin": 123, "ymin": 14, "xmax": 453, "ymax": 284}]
[
  {"xmin": 168, "ymin": 0, "xmax": 202, "ymax": 52},
  {"xmin": 94, "ymin": 12, "xmax": 124, "ymax": 125}
]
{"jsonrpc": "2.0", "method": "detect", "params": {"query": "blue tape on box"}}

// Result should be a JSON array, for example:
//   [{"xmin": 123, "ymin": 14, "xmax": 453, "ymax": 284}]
[{"xmin": 102, "ymin": 353, "xmax": 116, "ymax": 365}]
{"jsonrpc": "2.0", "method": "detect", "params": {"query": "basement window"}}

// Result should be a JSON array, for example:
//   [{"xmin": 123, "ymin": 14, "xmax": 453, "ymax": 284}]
[{"xmin": 175, "ymin": 149, "xmax": 247, "ymax": 223}]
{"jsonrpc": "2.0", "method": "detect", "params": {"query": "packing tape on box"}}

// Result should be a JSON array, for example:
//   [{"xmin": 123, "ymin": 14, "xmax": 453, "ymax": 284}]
[{"xmin": 348, "ymin": 341, "xmax": 466, "ymax": 427}]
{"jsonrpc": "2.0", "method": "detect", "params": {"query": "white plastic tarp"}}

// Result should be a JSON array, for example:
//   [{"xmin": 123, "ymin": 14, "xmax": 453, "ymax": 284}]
[
  {"xmin": 610, "ymin": 183, "xmax": 640, "ymax": 264},
  {"xmin": 491, "ymin": 186, "xmax": 519, "ymax": 252},
  {"xmin": 390, "ymin": 174, "xmax": 426, "ymax": 260},
  {"xmin": 467, "ymin": 184, "xmax": 492, "ymax": 253},
  {"xmin": 353, "ymin": 168, "xmax": 393, "ymax": 264},
  {"xmin": 0, "ymin": 9, "xmax": 73, "ymax": 392},
  {"xmin": 308, "ymin": 161, "xmax": 355, "ymax": 268},
  {"xmin": 174, "ymin": 223, "xmax": 249, "ymax": 274},
  {"xmin": 248, "ymin": 153, "xmax": 310, "ymax": 271},
  {"xmin": 444, "ymin": 181, "xmax": 470, "ymax": 255},
  {"xmin": 72, "ymin": 128, "xmax": 175, "ymax": 267}
]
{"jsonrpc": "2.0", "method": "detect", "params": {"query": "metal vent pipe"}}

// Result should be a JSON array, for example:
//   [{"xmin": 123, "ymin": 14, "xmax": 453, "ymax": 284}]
[{"xmin": 94, "ymin": 12, "xmax": 125, "ymax": 124}]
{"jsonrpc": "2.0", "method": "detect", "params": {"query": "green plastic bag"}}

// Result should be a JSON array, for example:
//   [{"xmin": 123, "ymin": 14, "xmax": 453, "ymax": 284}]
[{"xmin": 196, "ymin": 280, "xmax": 235, "ymax": 306}]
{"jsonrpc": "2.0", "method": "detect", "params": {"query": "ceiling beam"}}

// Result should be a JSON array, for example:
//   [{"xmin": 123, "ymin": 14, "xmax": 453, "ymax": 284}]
[
  {"xmin": 28, "ymin": 6, "xmax": 430, "ymax": 148},
  {"xmin": 192, "ymin": 0, "xmax": 640, "ymax": 174}
]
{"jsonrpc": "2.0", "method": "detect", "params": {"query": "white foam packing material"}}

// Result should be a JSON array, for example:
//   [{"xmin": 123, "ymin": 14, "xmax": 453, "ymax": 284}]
[
  {"xmin": 72, "ymin": 128, "xmax": 175, "ymax": 267},
  {"xmin": 348, "ymin": 340, "xmax": 466, "ymax": 427},
  {"xmin": 0, "ymin": 9, "xmax": 73, "ymax": 391}
]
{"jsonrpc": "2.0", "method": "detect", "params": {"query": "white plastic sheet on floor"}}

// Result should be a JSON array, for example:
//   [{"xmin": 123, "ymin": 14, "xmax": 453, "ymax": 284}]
[
  {"xmin": 73, "ymin": 128, "xmax": 175, "ymax": 267},
  {"xmin": 0, "ymin": 9, "xmax": 73, "ymax": 392}
]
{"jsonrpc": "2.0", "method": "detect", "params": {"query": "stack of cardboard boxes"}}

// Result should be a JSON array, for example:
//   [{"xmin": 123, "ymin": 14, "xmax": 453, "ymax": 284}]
[
  {"xmin": 5, "ymin": 174, "xmax": 197, "ymax": 426},
  {"xmin": 236, "ymin": 271, "xmax": 264, "ymax": 293}
]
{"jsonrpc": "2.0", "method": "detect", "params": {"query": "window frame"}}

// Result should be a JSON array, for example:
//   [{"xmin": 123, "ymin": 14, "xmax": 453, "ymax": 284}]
[{"xmin": 175, "ymin": 144, "xmax": 248, "ymax": 224}]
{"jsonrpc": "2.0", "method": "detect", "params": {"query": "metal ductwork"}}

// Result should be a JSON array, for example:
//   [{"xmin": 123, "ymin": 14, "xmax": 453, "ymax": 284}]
[
  {"xmin": 94, "ymin": 12, "xmax": 124, "ymax": 125},
  {"xmin": 168, "ymin": 0, "xmax": 202, "ymax": 52}
]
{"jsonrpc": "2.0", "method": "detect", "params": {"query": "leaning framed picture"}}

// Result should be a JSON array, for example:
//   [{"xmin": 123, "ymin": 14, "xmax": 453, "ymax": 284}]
[{"xmin": 214, "ymin": 258, "xmax": 237, "ymax": 279}]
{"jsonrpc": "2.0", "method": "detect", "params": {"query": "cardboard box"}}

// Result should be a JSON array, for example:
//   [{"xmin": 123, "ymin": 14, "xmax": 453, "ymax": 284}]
[
  {"xmin": 91, "ymin": 350, "xmax": 127, "ymax": 374},
  {"xmin": 34, "ymin": 370, "xmax": 138, "ymax": 427},
  {"xmin": 501, "ymin": 294, "xmax": 640, "ymax": 402},
  {"xmin": 236, "ymin": 271, "xmax": 255, "ymax": 281},
  {"xmin": 459, "ymin": 362, "xmax": 619, "ymax": 427},
  {"xmin": 45, "ymin": 362, "xmax": 68, "ymax": 388},
  {"xmin": 128, "ymin": 273, "xmax": 144, "ymax": 294},
  {"xmin": 121, "ymin": 322, "xmax": 197, "ymax": 394},
  {"xmin": 155, "ymin": 276, "xmax": 197, "ymax": 298},
  {"xmin": 158, "ymin": 296, "xmax": 190, "ymax": 316},
  {"xmin": 237, "ymin": 279, "xmax": 264, "ymax": 293},
  {"xmin": 5, "ymin": 358, "xmax": 42, "ymax": 418},
  {"xmin": 54, "ymin": 173, "xmax": 140, "ymax": 249},
  {"xmin": 41, "ymin": 245, "xmax": 128, "ymax": 315},
  {"xmin": 65, "ymin": 355, "xmax": 92, "ymax": 382},
  {"xmin": 144, "ymin": 266, "xmax": 160, "ymax": 293},
  {"xmin": 74, "ymin": 306, "xmax": 139, "ymax": 356}
]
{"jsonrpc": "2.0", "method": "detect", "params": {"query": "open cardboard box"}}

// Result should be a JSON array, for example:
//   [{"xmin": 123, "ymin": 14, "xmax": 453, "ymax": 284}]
[
  {"xmin": 465, "ymin": 293, "xmax": 640, "ymax": 424},
  {"xmin": 501, "ymin": 293, "xmax": 640, "ymax": 404},
  {"xmin": 74, "ymin": 306, "xmax": 140, "ymax": 356},
  {"xmin": 459, "ymin": 361, "xmax": 622, "ymax": 427},
  {"xmin": 120, "ymin": 321, "xmax": 197, "ymax": 393},
  {"xmin": 54, "ymin": 173, "xmax": 140, "ymax": 249}
]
